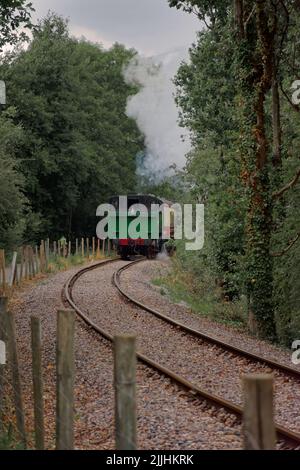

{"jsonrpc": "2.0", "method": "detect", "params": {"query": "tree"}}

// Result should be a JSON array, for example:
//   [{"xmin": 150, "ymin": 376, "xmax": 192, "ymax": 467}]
[
  {"xmin": 168, "ymin": 0, "xmax": 230, "ymax": 28},
  {"xmin": 1, "ymin": 14, "xmax": 143, "ymax": 239},
  {"xmin": 169, "ymin": 0, "xmax": 300, "ymax": 340},
  {"xmin": 0, "ymin": 0, "xmax": 34, "ymax": 51},
  {"xmin": 0, "ymin": 108, "xmax": 27, "ymax": 249}
]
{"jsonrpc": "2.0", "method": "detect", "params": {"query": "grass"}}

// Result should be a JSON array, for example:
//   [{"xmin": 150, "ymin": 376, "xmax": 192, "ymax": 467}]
[
  {"xmin": 0, "ymin": 426, "xmax": 24, "ymax": 450},
  {"xmin": 152, "ymin": 257, "xmax": 247, "ymax": 329},
  {"xmin": 1, "ymin": 250, "xmax": 113, "ymax": 298},
  {"xmin": 45, "ymin": 251, "xmax": 110, "ymax": 275},
  {"xmin": 46, "ymin": 254, "xmax": 89, "ymax": 273}
]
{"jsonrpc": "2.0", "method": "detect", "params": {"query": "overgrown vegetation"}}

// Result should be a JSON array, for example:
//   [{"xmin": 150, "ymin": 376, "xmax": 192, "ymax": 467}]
[
  {"xmin": 166, "ymin": 0, "xmax": 300, "ymax": 344},
  {"xmin": 153, "ymin": 248, "xmax": 247, "ymax": 329},
  {"xmin": 0, "ymin": 426, "xmax": 24, "ymax": 450},
  {"xmin": 0, "ymin": 11, "xmax": 143, "ymax": 248},
  {"xmin": 45, "ymin": 249, "xmax": 113, "ymax": 275},
  {"xmin": 1, "ymin": 1, "xmax": 299, "ymax": 347}
]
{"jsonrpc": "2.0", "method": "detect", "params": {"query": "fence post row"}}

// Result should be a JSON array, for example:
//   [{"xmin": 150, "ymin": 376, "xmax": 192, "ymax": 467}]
[
  {"xmin": 0, "ymin": 250, "xmax": 6, "ymax": 293},
  {"xmin": 114, "ymin": 335, "xmax": 137, "ymax": 451}
]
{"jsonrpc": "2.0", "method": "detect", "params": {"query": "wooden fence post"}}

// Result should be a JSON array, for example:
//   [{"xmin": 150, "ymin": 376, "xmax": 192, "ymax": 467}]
[
  {"xmin": 0, "ymin": 297, "xmax": 8, "ymax": 434},
  {"xmin": 86, "ymin": 238, "xmax": 90, "ymax": 258},
  {"xmin": 81, "ymin": 238, "xmax": 84, "ymax": 258},
  {"xmin": 24, "ymin": 246, "xmax": 29, "ymax": 280},
  {"xmin": 92, "ymin": 237, "xmax": 95, "ymax": 258},
  {"xmin": 103, "ymin": 239, "xmax": 106, "ymax": 257},
  {"xmin": 28, "ymin": 246, "xmax": 33, "ymax": 280},
  {"xmin": 35, "ymin": 246, "xmax": 39, "ymax": 274},
  {"xmin": 28, "ymin": 247, "xmax": 33, "ymax": 279},
  {"xmin": 9, "ymin": 252, "xmax": 18, "ymax": 288},
  {"xmin": 75, "ymin": 239, "xmax": 78, "ymax": 256},
  {"xmin": 114, "ymin": 335, "xmax": 137, "ymax": 450},
  {"xmin": 0, "ymin": 251, "xmax": 6, "ymax": 294},
  {"xmin": 243, "ymin": 374, "xmax": 276, "ymax": 450},
  {"xmin": 56, "ymin": 310, "xmax": 75, "ymax": 450},
  {"xmin": 46, "ymin": 239, "xmax": 50, "ymax": 260},
  {"xmin": 19, "ymin": 248, "xmax": 24, "ymax": 283},
  {"xmin": 68, "ymin": 241, "xmax": 71, "ymax": 258},
  {"xmin": 39, "ymin": 243, "xmax": 45, "ymax": 273},
  {"xmin": 31, "ymin": 247, "xmax": 36, "ymax": 278},
  {"xmin": 6, "ymin": 310, "xmax": 27, "ymax": 447},
  {"xmin": 45, "ymin": 241, "xmax": 49, "ymax": 270},
  {"xmin": 31, "ymin": 316, "xmax": 45, "ymax": 450},
  {"xmin": 40, "ymin": 241, "xmax": 44, "ymax": 271}
]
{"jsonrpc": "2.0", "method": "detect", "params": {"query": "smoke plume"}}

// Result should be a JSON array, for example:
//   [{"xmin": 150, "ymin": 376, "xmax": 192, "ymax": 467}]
[{"xmin": 123, "ymin": 48, "xmax": 191, "ymax": 182}]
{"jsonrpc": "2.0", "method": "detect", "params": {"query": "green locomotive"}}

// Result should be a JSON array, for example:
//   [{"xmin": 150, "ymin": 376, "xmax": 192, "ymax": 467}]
[{"xmin": 108, "ymin": 194, "xmax": 173, "ymax": 260}]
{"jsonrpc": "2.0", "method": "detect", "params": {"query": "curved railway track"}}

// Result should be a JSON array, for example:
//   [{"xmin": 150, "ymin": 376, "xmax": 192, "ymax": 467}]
[
  {"xmin": 63, "ymin": 257, "xmax": 300, "ymax": 449},
  {"xmin": 114, "ymin": 259, "xmax": 300, "ymax": 380}
]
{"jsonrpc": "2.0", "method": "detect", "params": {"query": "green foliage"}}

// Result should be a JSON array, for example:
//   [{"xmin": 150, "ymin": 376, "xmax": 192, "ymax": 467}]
[
  {"xmin": 46, "ymin": 252, "xmax": 93, "ymax": 274},
  {"xmin": 0, "ymin": 108, "xmax": 28, "ymax": 250},
  {"xmin": 174, "ymin": 24, "xmax": 246, "ymax": 301},
  {"xmin": 153, "ymin": 246, "xmax": 247, "ymax": 328},
  {"xmin": 0, "ymin": 0, "xmax": 34, "ymax": 51},
  {"xmin": 1, "ymin": 13, "xmax": 143, "ymax": 241},
  {"xmin": 138, "ymin": 173, "xmax": 186, "ymax": 202},
  {"xmin": 168, "ymin": 0, "xmax": 231, "ymax": 26},
  {"xmin": 170, "ymin": 1, "xmax": 300, "ymax": 343},
  {"xmin": 0, "ymin": 425, "xmax": 24, "ymax": 450}
]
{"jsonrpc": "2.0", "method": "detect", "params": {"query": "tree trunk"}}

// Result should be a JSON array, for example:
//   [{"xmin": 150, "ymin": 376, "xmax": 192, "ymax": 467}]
[
  {"xmin": 272, "ymin": 76, "xmax": 281, "ymax": 167},
  {"xmin": 238, "ymin": 1, "xmax": 277, "ymax": 340},
  {"xmin": 234, "ymin": 0, "xmax": 244, "ymax": 37}
]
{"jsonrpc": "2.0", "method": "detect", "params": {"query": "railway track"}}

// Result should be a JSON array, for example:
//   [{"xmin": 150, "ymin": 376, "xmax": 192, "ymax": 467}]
[
  {"xmin": 114, "ymin": 259, "xmax": 300, "ymax": 380},
  {"xmin": 63, "ymin": 257, "xmax": 300, "ymax": 449}
]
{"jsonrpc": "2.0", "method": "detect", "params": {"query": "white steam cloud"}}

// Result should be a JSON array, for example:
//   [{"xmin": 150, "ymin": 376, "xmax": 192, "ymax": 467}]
[{"xmin": 123, "ymin": 48, "xmax": 191, "ymax": 181}]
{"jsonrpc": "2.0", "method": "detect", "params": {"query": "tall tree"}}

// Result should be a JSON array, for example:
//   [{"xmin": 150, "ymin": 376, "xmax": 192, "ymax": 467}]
[
  {"xmin": 0, "ymin": 0, "xmax": 34, "ymax": 51},
  {"xmin": 169, "ymin": 0, "xmax": 300, "ymax": 339},
  {"xmin": 0, "ymin": 108, "xmax": 28, "ymax": 249},
  {"xmin": 1, "ymin": 14, "xmax": 143, "ymax": 239}
]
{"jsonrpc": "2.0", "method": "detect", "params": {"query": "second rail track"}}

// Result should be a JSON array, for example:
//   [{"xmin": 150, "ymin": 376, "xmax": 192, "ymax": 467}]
[{"xmin": 63, "ymin": 257, "xmax": 300, "ymax": 449}]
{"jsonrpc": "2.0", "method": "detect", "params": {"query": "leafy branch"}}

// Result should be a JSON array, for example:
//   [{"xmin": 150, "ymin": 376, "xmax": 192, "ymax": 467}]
[
  {"xmin": 273, "ymin": 168, "xmax": 300, "ymax": 199},
  {"xmin": 272, "ymin": 231, "xmax": 300, "ymax": 257}
]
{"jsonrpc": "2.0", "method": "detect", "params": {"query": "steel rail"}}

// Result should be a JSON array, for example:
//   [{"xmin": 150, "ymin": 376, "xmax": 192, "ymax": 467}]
[
  {"xmin": 114, "ymin": 259, "xmax": 300, "ymax": 380},
  {"xmin": 63, "ymin": 259, "xmax": 300, "ymax": 449}
]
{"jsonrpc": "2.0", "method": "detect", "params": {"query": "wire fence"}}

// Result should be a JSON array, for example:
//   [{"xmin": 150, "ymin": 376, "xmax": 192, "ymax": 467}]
[
  {"xmin": 0, "ymin": 242, "xmax": 278, "ymax": 450},
  {"xmin": 0, "ymin": 238, "xmax": 113, "ymax": 298}
]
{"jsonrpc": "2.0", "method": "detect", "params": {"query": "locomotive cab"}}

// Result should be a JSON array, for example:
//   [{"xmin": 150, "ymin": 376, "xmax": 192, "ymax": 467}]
[{"xmin": 108, "ymin": 194, "xmax": 173, "ymax": 260}]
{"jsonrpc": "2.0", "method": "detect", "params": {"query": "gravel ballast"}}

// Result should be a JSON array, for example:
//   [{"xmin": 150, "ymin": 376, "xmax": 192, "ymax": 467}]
[
  {"xmin": 9, "ymin": 263, "xmax": 243, "ymax": 450},
  {"xmin": 72, "ymin": 259, "xmax": 300, "ymax": 435}
]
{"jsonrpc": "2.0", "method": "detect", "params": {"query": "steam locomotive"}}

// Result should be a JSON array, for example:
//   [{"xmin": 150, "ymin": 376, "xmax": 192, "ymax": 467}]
[{"xmin": 108, "ymin": 194, "xmax": 174, "ymax": 260}]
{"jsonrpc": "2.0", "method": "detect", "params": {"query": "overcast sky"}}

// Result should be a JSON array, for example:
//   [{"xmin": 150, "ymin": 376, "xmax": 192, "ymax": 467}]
[{"xmin": 32, "ymin": 0, "xmax": 201, "ymax": 55}]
